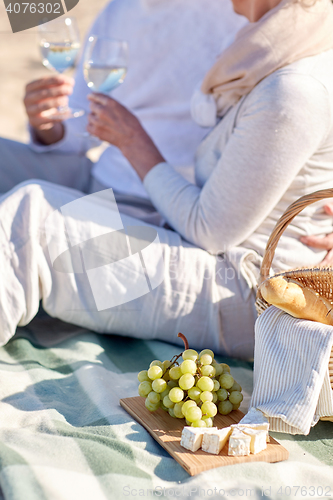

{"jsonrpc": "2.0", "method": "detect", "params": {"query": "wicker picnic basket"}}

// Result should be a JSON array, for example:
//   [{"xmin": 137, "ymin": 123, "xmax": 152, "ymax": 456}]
[{"xmin": 255, "ymin": 188, "xmax": 333, "ymax": 422}]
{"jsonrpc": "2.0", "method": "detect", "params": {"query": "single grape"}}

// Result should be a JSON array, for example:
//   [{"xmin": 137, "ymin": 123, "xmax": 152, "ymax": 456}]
[
  {"xmin": 212, "ymin": 392, "xmax": 218, "ymax": 403},
  {"xmin": 220, "ymin": 363, "xmax": 231, "ymax": 373},
  {"xmin": 200, "ymin": 353, "xmax": 213, "ymax": 365},
  {"xmin": 212, "ymin": 362, "xmax": 223, "ymax": 376},
  {"xmin": 138, "ymin": 370, "xmax": 149, "ymax": 382},
  {"xmin": 174, "ymin": 402, "xmax": 185, "ymax": 418},
  {"xmin": 182, "ymin": 349, "xmax": 198, "ymax": 362},
  {"xmin": 192, "ymin": 420, "xmax": 206, "ymax": 428},
  {"xmin": 138, "ymin": 381, "xmax": 152, "ymax": 397},
  {"xmin": 150, "ymin": 360, "xmax": 163, "ymax": 369},
  {"xmin": 162, "ymin": 360, "xmax": 172, "ymax": 371},
  {"xmin": 181, "ymin": 400, "xmax": 197, "ymax": 417},
  {"xmin": 213, "ymin": 379, "xmax": 220, "ymax": 391},
  {"xmin": 216, "ymin": 388, "xmax": 228, "ymax": 401},
  {"xmin": 180, "ymin": 360, "xmax": 197, "ymax": 375},
  {"xmin": 199, "ymin": 349, "xmax": 214, "ymax": 359},
  {"xmin": 229, "ymin": 381, "xmax": 242, "ymax": 392},
  {"xmin": 147, "ymin": 391, "xmax": 161, "ymax": 405},
  {"xmin": 152, "ymin": 378, "xmax": 167, "ymax": 394},
  {"xmin": 147, "ymin": 366, "xmax": 163, "ymax": 380},
  {"xmin": 169, "ymin": 366, "xmax": 182, "ymax": 380},
  {"xmin": 232, "ymin": 403, "xmax": 241, "ymax": 410},
  {"xmin": 179, "ymin": 374, "xmax": 195, "ymax": 390},
  {"xmin": 228, "ymin": 391, "xmax": 243, "ymax": 405},
  {"xmin": 169, "ymin": 387, "xmax": 184, "ymax": 403},
  {"xmin": 186, "ymin": 406, "xmax": 202, "ymax": 423},
  {"xmin": 202, "ymin": 416, "xmax": 214, "ymax": 427},
  {"xmin": 188, "ymin": 387, "xmax": 202, "ymax": 401},
  {"xmin": 218, "ymin": 400, "xmax": 233, "ymax": 415},
  {"xmin": 168, "ymin": 408, "xmax": 176, "ymax": 418},
  {"xmin": 145, "ymin": 399, "xmax": 160, "ymax": 412},
  {"xmin": 219, "ymin": 373, "xmax": 234, "ymax": 390},
  {"xmin": 168, "ymin": 380, "xmax": 178, "ymax": 389},
  {"xmin": 160, "ymin": 387, "xmax": 170, "ymax": 400},
  {"xmin": 200, "ymin": 391, "xmax": 213, "ymax": 403},
  {"xmin": 200, "ymin": 365, "xmax": 216, "ymax": 377},
  {"xmin": 201, "ymin": 401, "xmax": 217, "ymax": 418},
  {"xmin": 163, "ymin": 395, "xmax": 175, "ymax": 409},
  {"xmin": 197, "ymin": 376, "xmax": 214, "ymax": 392}
]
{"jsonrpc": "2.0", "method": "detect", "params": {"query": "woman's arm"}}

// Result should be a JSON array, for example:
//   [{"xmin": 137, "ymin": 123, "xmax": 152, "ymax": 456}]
[
  {"xmin": 87, "ymin": 73, "xmax": 330, "ymax": 254},
  {"xmin": 143, "ymin": 73, "xmax": 331, "ymax": 253}
]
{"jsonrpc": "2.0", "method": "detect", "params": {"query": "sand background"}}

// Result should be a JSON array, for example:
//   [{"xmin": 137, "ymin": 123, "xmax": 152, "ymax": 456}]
[{"xmin": 0, "ymin": 0, "xmax": 108, "ymax": 142}]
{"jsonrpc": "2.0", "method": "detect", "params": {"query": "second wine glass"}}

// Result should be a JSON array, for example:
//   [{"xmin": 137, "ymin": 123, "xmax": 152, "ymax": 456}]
[
  {"xmin": 83, "ymin": 36, "xmax": 128, "ymax": 95},
  {"xmin": 81, "ymin": 36, "xmax": 128, "ymax": 139}
]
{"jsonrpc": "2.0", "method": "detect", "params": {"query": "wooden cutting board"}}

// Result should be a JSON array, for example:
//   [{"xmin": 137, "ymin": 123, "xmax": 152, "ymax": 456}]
[{"xmin": 120, "ymin": 396, "xmax": 289, "ymax": 476}]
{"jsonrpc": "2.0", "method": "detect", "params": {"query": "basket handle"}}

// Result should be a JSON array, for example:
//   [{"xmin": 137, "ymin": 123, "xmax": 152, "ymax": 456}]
[{"xmin": 258, "ymin": 188, "xmax": 333, "ymax": 288}]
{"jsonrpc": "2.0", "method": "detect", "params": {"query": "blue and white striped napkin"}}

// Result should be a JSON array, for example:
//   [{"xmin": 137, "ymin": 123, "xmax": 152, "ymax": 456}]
[{"xmin": 247, "ymin": 306, "xmax": 333, "ymax": 435}]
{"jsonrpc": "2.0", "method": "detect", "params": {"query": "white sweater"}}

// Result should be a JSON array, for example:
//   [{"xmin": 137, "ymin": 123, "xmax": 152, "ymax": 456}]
[{"xmin": 144, "ymin": 50, "xmax": 333, "ymax": 273}]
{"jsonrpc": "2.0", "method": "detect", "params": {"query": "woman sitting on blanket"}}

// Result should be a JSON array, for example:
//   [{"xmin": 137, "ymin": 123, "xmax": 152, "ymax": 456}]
[{"xmin": 0, "ymin": 0, "xmax": 333, "ymax": 359}]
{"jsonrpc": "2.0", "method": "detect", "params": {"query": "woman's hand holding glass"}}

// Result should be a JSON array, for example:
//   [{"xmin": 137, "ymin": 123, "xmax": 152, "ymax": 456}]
[{"xmin": 87, "ymin": 93, "xmax": 165, "ymax": 179}]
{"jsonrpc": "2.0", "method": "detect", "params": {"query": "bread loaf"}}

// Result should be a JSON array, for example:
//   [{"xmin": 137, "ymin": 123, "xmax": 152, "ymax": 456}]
[{"xmin": 259, "ymin": 276, "xmax": 333, "ymax": 326}]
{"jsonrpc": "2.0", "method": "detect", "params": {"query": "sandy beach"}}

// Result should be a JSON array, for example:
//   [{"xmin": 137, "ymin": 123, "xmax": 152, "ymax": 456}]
[{"xmin": 0, "ymin": 0, "xmax": 107, "ymax": 142}]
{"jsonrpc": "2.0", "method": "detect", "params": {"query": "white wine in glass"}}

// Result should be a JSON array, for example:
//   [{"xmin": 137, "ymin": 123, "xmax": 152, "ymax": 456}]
[
  {"xmin": 83, "ymin": 36, "xmax": 128, "ymax": 93},
  {"xmin": 81, "ymin": 36, "xmax": 128, "ymax": 138},
  {"xmin": 38, "ymin": 17, "xmax": 84, "ymax": 119}
]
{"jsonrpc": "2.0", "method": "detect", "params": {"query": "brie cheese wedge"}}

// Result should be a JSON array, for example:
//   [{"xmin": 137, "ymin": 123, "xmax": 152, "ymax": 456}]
[
  {"xmin": 201, "ymin": 427, "xmax": 232, "ymax": 455},
  {"xmin": 237, "ymin": 427, "xmax": 267, "ymax": 454},
  {"xmin": 228, "ymin": 428, "xmax": 251, "ymax": 456},
  {"xmin": 180, "ymin": 426, "xmax": 217, "ymax": 452},
  {"xmin": 232, "ymin": 422, "xmax": 270, "ymax": 443}
]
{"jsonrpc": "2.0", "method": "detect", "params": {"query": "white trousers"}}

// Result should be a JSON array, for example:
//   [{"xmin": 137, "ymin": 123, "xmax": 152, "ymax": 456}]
[{"xmin": 0, "ymin": 178, "xmax": 258, "ymax": 359}]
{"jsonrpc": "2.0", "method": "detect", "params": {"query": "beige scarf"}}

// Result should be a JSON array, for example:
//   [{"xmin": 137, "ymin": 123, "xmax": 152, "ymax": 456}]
[{"xmin": 200, "ymin": 0, "xmax": 333, "ymax": 119}]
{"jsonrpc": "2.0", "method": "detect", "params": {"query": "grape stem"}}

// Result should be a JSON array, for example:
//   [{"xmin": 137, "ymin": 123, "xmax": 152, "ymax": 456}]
[
  {"xmin": 161, "ymin": 333, "xmax": 189, "ymax": 377},
  {"xmin": 177, "ymin": 332, "xmax": 189, "ymax": 350}
]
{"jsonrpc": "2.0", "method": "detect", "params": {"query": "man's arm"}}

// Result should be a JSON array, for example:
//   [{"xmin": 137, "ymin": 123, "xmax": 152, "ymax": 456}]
[
  {"xmin": 301, "ymin": 203, "xmax": 333, "ymax": 266},
  {"xmin": 24, "ymin": 75, "xmax": 74, "ymax": 145}
]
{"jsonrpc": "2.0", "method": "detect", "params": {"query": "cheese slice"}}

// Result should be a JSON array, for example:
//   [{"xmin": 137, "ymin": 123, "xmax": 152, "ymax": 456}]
[
  {"xmin": 238, "ymin": 408, "xmax": 270, "ymax": 442},
  {"xmin": 231, "ymin": 422, "xmax": 270, "ymax": 443},
  {"xmin": 180, "ymin": 426, "xmax": 217, "ymax": 452},
  {"xmin": 237, "ymin": 427, "xmax": 267, "ymax": 454},
  {"xmin": 201, "ymin": 427, "xmax": 232, "ymax": 455},
  {"xmin": 228, "ymin": 428, "xmax": 251, "ymax": 457}
]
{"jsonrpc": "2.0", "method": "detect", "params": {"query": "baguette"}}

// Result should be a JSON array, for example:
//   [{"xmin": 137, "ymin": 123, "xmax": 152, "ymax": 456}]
[{"xmin": 259, "ymin": 276, "xmax": 333, "ymax": 326}]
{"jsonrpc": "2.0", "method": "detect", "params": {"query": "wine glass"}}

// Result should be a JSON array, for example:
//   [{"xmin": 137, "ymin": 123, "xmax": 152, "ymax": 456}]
[
  {"xmin": 83, "ymin": 36, "xmax": 128, "ymax": 94},
  {"xmin": 80, "ymin": 36, "xmax": 128, "ymax": 138},
  {"xmin": 38, "ymin": 17, "xmax": 84, "ymax": 119}
]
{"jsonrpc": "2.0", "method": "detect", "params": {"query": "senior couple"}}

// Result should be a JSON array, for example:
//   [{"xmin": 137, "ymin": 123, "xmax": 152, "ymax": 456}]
[{"xmin": 0, "ymin": 0, "xmax": 333, "ymax": 359}]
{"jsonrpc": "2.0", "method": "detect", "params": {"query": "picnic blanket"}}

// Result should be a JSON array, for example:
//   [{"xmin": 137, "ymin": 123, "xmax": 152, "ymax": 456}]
[{"xmin": 0, "ymin": 312, "xmax": 332, "ymax": 500}]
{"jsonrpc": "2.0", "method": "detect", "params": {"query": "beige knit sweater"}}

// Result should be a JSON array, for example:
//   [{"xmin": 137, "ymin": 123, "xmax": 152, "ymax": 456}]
[{"xmin": 144, "ymin": 50, "xmax": 333, "ymax": 274}]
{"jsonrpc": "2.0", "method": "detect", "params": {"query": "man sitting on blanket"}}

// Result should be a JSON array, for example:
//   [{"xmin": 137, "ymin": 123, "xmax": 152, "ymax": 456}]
[{"xmin": 0, "ymin": 0, "xmax": 245, "ymax": 198}]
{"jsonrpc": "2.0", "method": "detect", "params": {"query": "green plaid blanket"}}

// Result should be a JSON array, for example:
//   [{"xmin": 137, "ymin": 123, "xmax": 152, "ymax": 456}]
[{"xmin": 0, "ymin": 314, "xmax": 332, "ymax": 500}]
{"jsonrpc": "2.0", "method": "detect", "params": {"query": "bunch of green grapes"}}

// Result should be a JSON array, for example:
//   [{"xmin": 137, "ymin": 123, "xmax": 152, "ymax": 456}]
[{"xmin": 137, "ymin": 346, "xmax": 243, "ymax": 428}]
